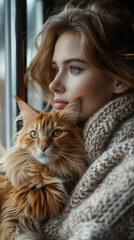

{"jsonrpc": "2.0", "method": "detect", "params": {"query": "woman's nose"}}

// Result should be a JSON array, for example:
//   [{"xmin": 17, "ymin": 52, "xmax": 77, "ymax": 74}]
[{"xmin": 49, "ymin": 76, "xmax": 65, "ymax": 94}]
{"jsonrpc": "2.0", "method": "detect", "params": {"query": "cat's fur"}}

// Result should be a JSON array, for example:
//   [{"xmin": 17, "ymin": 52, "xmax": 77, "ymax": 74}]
[{"xmin": 0, "ymin": 98, "xmax": 86, "ymax": 240}]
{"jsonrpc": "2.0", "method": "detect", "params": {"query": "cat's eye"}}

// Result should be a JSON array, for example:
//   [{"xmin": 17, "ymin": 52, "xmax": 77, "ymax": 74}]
[
  {"xmin": 30, "ymin": 130, "xmax": 39, "ymax": 139},
  {"xmin": 52, "ymin": 129, "xmax": 63, "ymax": 138}
]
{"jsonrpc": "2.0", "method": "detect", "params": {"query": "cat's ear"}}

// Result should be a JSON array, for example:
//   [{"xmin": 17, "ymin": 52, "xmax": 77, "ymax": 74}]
[
  {"xmin": 15, "ymin": 97, "xmax": 39, "ymax": 124},
  {"xmin": 58, "ymin": 98, "xmax": 82, "ymax": 125}
]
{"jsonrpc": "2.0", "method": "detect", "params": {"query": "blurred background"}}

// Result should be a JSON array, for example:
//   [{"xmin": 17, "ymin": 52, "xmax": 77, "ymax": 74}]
[{"xmin": 0, "ymin": 0, "xmax": 133, "ymax": 150}]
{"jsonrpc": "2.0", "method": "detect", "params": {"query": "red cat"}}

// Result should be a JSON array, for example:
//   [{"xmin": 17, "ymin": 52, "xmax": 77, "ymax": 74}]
[{"xmin": 0, "ymin": 98, "xmax": 86, "ymax": 240}]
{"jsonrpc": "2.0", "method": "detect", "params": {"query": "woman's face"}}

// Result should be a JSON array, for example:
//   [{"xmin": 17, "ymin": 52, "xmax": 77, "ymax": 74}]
[{"xmin": 49, "ymin": 32, "xmax": 115, "ymax": 118}]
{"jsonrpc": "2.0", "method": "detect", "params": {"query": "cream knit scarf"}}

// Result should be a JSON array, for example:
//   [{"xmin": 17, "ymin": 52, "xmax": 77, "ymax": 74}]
[{"xmin": 67, "ymin": 91, "xmax": 134, "ymax": 209}]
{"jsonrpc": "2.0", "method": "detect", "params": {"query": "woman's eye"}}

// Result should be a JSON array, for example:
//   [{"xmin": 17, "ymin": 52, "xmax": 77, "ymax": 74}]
[
  {"xmin": 70, "ymin": 66, "xmax": 83, "ymax": 74},
  {"xmin": 30, "ymin": 130, "xmax": 39, "ymax": 139},
  {"xmin": 52, "ymin": 67, "xmax": 59, "ymax": 76},
  {"xmin": 52, "ymin": 129, "xmax": 63, "ymax": 138}
]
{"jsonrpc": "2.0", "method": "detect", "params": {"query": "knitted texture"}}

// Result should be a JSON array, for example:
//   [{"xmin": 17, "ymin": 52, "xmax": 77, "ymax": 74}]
[{"xmin": 18, "ymin": 92, "xmax": 134, "ymax": 240}]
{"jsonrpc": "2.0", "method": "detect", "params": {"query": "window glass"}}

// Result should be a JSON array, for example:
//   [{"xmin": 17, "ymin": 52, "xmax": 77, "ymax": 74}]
[
  {"xmin": 0, "ymin": 0, "xmax": 6, "ymax": 149},
  {"xmin": 5, "ymin": 0, "xmax": 16, "ymax": 149},
  {"xmin": 27, "ymin": 0, "xmax": 44, "ymax": 110}
]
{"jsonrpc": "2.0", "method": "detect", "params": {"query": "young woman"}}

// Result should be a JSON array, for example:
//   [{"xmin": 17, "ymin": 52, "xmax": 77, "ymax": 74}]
[{"xmin": 21, "ymin": 0, "xmax": 134, "ymax": 239}]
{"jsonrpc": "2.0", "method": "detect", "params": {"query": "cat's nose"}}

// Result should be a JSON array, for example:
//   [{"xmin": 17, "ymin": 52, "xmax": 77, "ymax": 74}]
[{"xmin": 40, "ymin": 144, "xmax": 48, "ymax": 152}]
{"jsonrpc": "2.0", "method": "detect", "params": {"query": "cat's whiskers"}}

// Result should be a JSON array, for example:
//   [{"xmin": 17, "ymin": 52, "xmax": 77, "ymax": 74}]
[
  {"xmin": 60, "ymin": 151, "xmax": 85, "ymax": 166},
  {"xmin": 9, "ymin": 151, "xmax": 35, "ymax": 170},
  {"xmin": 57, "ymin": 154, "xmax": 70, "ymax": 173},
  {"xmin": 10, "ymin": 152, "xmax": 33, "ymax": 165},
  {"xmin": 61, "ymin": 152, "xmax": 87, "ymax": 160},
  {"xmin": 51, "ymin": 148, "xmax": 86, "ymax": 160},
  {"xmin": 59, "ymin": 152, "xmax": 83, "ymax": 174},
  {"xmin": 55, "ymin": 155, "xmax": 66, "ymax": 175}
]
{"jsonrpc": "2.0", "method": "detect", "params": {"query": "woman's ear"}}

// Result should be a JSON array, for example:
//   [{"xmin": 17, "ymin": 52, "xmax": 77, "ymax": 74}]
[{"xmin": 113, "ymin": 79, "xmax": 129, "ymax": 94}]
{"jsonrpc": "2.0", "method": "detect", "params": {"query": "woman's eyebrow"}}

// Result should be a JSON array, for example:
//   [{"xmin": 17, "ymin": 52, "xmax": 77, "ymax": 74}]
[
  {"xmin": 63, "ymin": 58, "xmax": 88, "ymax": 64},
  {"xmin": 52, "ymin": 58, "xmax": 88, "ymax": 65}
]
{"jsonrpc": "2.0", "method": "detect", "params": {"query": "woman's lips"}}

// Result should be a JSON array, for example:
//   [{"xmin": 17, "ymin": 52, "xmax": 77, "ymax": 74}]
[{"xmin": 54, "ymin": 100, "xmax": 68, "ymax": 110}]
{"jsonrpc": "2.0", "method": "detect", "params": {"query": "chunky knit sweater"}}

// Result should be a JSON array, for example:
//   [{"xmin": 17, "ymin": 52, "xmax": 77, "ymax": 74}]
[{"xmin": 17, "ymin": 92, "xmax": 134, "ymax": 240}]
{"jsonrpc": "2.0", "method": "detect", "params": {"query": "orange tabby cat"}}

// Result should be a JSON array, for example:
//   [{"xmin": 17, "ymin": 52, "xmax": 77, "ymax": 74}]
[{"xmin": 0, "ymin": 98, "xmax": 86, "ymax": 240}]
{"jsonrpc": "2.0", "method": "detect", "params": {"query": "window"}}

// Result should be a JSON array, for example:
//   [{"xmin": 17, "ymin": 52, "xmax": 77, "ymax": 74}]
[
  {"xmin": 0, "ymin": 0, "xmax": 69, "ymax": 150},
  {"xmin": 27, "ymin": 0, "xmax": 44, "ymax": 110}
]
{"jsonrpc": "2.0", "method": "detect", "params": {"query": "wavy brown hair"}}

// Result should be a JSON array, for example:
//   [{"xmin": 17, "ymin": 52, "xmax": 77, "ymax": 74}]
[{"xmin": 25, "ymin": 0, "xmax": 134, "ymax": 108}]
